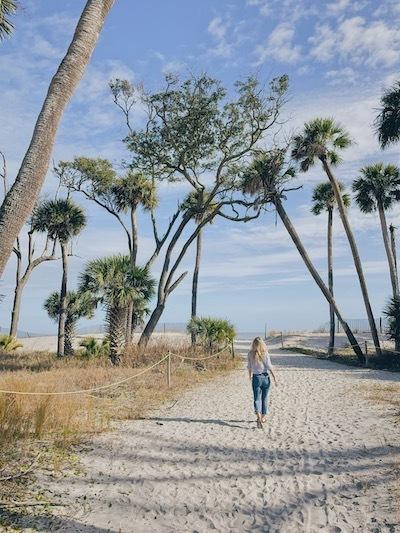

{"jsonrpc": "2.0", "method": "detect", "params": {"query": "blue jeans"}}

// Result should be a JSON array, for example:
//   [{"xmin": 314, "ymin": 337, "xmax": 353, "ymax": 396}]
[{"xmin": 252, "ymin": 373, "xmax": 270, "ymax": 415}]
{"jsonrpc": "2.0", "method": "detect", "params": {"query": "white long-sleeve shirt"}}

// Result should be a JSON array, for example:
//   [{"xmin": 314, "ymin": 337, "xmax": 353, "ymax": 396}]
[{"xmin": 247, "ymin": 350, "xmax": 273, "ymax": 374}]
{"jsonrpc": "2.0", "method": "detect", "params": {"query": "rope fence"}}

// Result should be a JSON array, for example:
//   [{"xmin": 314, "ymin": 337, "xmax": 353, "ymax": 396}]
[
  {"xmin": 0, "ymin": 345, "xmax": 231, "ymax": 397},
  {"xmin": 276, "ymin": 332, "xmax": 400, "ymax": 357}
]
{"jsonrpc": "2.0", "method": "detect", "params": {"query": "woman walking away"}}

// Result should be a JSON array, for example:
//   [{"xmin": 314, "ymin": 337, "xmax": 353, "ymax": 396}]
[{"xmin": 247, "ymin": 337, "xmax": 278, "ymax": 429}]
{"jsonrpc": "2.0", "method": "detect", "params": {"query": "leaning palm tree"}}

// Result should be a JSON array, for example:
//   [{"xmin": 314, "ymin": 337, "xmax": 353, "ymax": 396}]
[
  {"xmin": 0, "ymin": 0, "xmax": 17, "ymax": 40},
  {"xmin": 353, "ymin": 163, "xmax": 400, "ymax": 350},
  {"xmin": 292, "ymin": 118, "xmax": 381, "ymax": 356},
  {"xmin": 375, "ymin": 81, "xmax": 400, "ymax": 149},
  {"xmin": 32, "ymin": 199, "xmax": 86, "ymax": 357},
  {"xmin": 44, "ymin": 291, "xmax": 95, "ymax": 356},
  {"xmin": 79, "ymin": 256, "xmax": 155, "ymax": 364},
  {"xmin": 242, "ymin": 149, "xmax": 364, "ymax": 362},
  {"xmin": 311, "ymin": 181, "xmax": 351, "ymax": 355},
  {"xmin": 0, "ymin": 0, "xmax": 115, "ymax": 277}
]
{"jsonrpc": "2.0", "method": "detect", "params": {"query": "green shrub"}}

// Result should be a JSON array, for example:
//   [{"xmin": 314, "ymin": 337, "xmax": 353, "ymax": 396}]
[
  {"xmin": 0, "ymin": 335, "xmax": 23, "ymax": 352},
  {"xmin": 79, "ymin": 336, "xmax": 110, "ymax": 358},
  {"xmin": 187, "ymin": 317, "xmax": 236, "ymax": 352}
]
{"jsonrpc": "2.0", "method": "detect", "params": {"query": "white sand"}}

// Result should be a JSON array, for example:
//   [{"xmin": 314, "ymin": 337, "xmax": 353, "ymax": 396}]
[
  {"xmin": 38, "ymin": 342, "xmax": 400, "ymax": 532},
  {"xmin": 17, "ymin": 332, "xmax": 189, "ymax": 353}
]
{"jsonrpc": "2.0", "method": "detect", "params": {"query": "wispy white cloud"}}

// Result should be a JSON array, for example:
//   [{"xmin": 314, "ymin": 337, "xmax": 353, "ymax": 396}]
[
  {"xmin": 207, "ymin": 16, "xmax": 234, "ymax": 58},
  {"xmin": 310, "ymin": 17, "xmax": 400, "ymax": 68},
  {"xmin": 255, "ymin": 22, "xmax": 301, "ymax": 64}
]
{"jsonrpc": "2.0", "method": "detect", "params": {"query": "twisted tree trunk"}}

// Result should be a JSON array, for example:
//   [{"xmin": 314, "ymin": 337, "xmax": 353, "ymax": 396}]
[
  {"xmin": 321, "ymin": 158, "xmax": 381, "ymax": 357},
  {"xmin": 274, "ymin": 198, "xmax": 364, "ymax": 363},
  {"xmin": 0, "ymin": 0, "xmax": 115, "ymax": 277}
]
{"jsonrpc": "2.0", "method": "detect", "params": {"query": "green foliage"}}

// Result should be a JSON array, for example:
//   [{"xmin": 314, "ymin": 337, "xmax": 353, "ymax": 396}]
[
  {"xmin": 44, "ymin": 291, "xmax": 95, "ymax": 324},
  {"xmin": 112, "ymin": 171, "xmax": 157, "ymax": 212},
  {"xmin": 180, "ymin": 190, "xmax": 217, "ymax": 222},
  {"xmin": 0, "ymin": 334, "xmax": 22, "ymax": 351},
  {"xmin": 31, "ymin": 198, "xmax": 86, "ymax": 244},
  {"xmin": 56, "ymin": 157, "xmax": 116, "ymax": 195},
  {"xmin": 375, "ymin": 81, "xmax": 400, "ymax": 149},
  {"xmin": 0, "ymin": 0, "xmax": 17, "ymax": 40},
  {"xmin": 311, "ymin": 181, "xmax": 350, "ymax": 215},
  {"xmin": 383, "ymin": 296, "xmax": 400, "ymax": 346},
  {"xmin": 79, "ymin": 336, "xmax": 110, "ymax": 358},
  {"xmin": 292, "ymin": 118, "xmax": 352, "ymax": 172},
  {"xmin": 125, "ymin": 73, "xmax": 289, "ymax": 184},
  {"xmin": 187, "ymin": 317, "xmax": 236, "ymax": 352},
  {"xmin": 352, "ymin": 163, "xmax": 400, "ymax": 213},
  {"xmin": 79, "ymin": 255, "xmax": 155, "ymax": 309},
  {"xmin": 241, "ymin": 149, "xmax": 296, "ymax": 200}
]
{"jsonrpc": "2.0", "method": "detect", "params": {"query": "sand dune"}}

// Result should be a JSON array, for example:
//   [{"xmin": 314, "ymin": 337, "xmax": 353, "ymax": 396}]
[{"xmin": 39, "ymin": 341, "xmax": 400, "ymax": 532}]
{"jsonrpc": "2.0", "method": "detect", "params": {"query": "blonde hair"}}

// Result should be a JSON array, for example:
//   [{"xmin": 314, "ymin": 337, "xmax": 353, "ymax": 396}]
[{"xmin": 251, "ymin": 336, "xmax": 267, "ymax": 363}]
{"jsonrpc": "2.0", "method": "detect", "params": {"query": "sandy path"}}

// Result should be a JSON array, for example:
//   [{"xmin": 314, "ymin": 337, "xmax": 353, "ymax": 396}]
[{"xmin": 41, "ymin": 344, "xmax": 400, "ymax": 532}]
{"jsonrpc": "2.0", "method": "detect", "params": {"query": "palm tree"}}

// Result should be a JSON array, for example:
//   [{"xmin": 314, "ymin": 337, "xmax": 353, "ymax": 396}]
[
  {"xmin": 112, "ymin": 171, "xmax": 158, "ymax": 265},
  {"xmin": 79, "ymin": 256, "xmax": 155, "ymax": 364},
  {"xmin": 0, "ymin": 0, "xmax": 115, "ymax": 277},
  {"xmin": 0, "ymin": 0, "xmax": 17, "ymax": 40},
  {"xmin": 180, "ymin": 190, "xmax": 215, "ymax": 345},
  {"xmin": 32, "ymin": 199, "xmax": 86, "ymax": 357},
  {"xmin": 353, "ymin": 163, "xmax": 400, "ymax": 350},
  {"xmin": 44, "ymin": 291, "xmax": 95, "ymax": 356},
  {"xmin": 311, "ymin": 181, "xmax": 351, "ymax": 355},
  {"xmin": 375, "ymin": 81, "xmax": 400, "ymax": 149},
  {"xmin": 242, "ymin": 149, "xmax": 365, "ymax": 362},
  {"xmin": 112, "ymin": 171, "xmax": 157, "ymax": 343},
  {"xmin": 292, "ymin": 118, "xmax": 381, "ymax": 356}
]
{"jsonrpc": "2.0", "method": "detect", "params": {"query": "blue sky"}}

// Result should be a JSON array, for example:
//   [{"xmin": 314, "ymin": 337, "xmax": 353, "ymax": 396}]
[{"xmin": 1, "ymin": 0, "xmax": 400, "ymax": 335}]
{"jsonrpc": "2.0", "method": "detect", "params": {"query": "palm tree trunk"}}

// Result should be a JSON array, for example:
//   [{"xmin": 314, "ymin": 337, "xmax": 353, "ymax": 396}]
[
  {"xmin": 108, "ymin": 305, "xmax": 128, "ymax": 364},
  {"xmin": 191, "ymin": 228, "xmax": 203, "ymax": 346},
  {"xmin": 274, "ymin": 198, "xmax": 365, "ymax": 362},
  {"xmin": 64, "ymin": 320, "xmax": 75, "ymax": 356},
  {"xmin": 0, "ymin": 0, "xmax": 115, "ymax": 277},
  {"xmin": 125, "ymin": 207, "xmax": 138, "ymax": 344},
  {"xmin": 125, "ymin": 304, "xmax": 133, "ymax": 345},
  {"xmin": 390, "ymin": 224, "xmax": 398, "ymax": 274},
  {"xmin": 378, "ymin": 203, "xmax": 399, "ymax": 298},
  {"xmin": 321, "ymin": 158, "xmax": 381, "ymax": 357},
  {"xmin": 130, "ymin": 208, "xmax": 138, "ymax": 265},
  {"xmin": 57, "ymin": 244, "xmax": 68, "ymax": 357},
  {"xmin": 327, "ymin": 207, "xmax": 335, "ymax": 356}
]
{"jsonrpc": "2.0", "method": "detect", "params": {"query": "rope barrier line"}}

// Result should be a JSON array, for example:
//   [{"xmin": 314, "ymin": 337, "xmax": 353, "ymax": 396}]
[
  {"xmin": 0, "ymin": 354, "xmax": 169, "ymax": 397},
  {"xmin": 284, "ymin": 339, "xmax": 399, "ymax": 355},
  {"xmin": 0, "ymin": 345, "xmax": 232, "ymax": 397},
  {"xmin": 169, "ymin": 345, "xmax": 230, "ymax": 361}
]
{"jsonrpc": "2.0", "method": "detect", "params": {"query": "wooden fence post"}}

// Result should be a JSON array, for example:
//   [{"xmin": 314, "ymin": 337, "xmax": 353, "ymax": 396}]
[
  {"xmin": 167, "ymin": 352, "xmax": 171, "ymax": 387},
  {"xmin": 364, "ymin": 341, "xmax": 368, "ymax": 367}
]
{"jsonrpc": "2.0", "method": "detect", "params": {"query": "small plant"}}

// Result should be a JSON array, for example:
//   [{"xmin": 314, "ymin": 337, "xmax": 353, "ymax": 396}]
[
  {"xmin": 187, "ymin": 317, "xmax": 236, "ymax": 353},
  {"xmin": 79, "ymin": 337, "xmax": 110, "ymax": 358},
  {"xmin": 383, "ymin": 296, "xmax": 400, "ymax": 351},
  {"xmin": 0, "ymin": 334, "xmax": 22, "ymax": 352}
]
